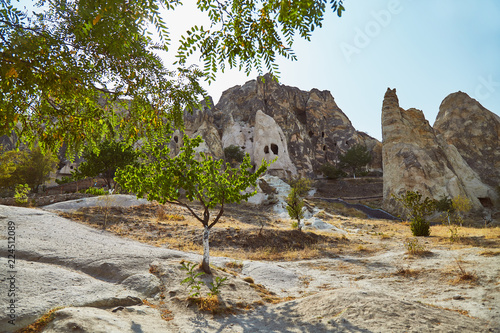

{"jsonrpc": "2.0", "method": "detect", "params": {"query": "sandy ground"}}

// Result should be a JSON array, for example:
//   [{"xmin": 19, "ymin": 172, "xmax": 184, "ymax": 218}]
[{"xmin": 1, "ymin": 196, "xmax": 499, "ymax": 332}]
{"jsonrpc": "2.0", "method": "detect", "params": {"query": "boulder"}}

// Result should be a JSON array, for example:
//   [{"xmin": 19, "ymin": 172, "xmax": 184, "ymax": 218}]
[
  {"xmin": 381, "ymin": 88, "xmax": 497, "ymax": 212},
  {"xmin": 434, "ymin": 92, "xmax": 500, "ymax": 193}
]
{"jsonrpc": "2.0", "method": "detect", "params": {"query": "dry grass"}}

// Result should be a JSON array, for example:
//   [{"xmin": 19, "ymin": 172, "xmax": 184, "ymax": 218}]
[
  {"xmin": 444, "ymin": 258, "xmax": 479, "ymax": 285},
  {"xmin": 393, "ymin": 266, "xmax": 421, "ymax": 278},
  {"xmin": 432, "ymin": 224, "xmax": 500, "ymax": 248},
  {"xmin": 15, "ymin": 307, "xmax": 64, "ymax": 333},
  {"xmin": 403, "ymin": 237, "xmax": 431, "ymax": 256},
  {"xmin": 143, "ymin": 299, "xmax": 174, "ymax": 321},
  {"xmin": 479, "ymin": 250, "xmax": 500, "ymax": 256}
]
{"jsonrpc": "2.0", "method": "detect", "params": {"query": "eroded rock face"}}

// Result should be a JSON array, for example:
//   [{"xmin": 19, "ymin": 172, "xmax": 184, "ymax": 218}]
[
  {"xmin": 185, "ymin": 74, "xmax": 381, "ymax": 177},
  {"xmin": 434, "ymin": 92, "xmax": 500, "ymax": 190},
  {"xmin": 381, "ymin": 88, "xmax": 497, "ymax": 212}
]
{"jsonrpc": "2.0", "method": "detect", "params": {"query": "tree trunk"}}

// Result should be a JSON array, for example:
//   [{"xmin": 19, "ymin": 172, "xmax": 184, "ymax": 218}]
[
  {"xmin": 200, "ymin": 225, "xmax": 212, "ymax": 274},
  {"xmin": 297, "ymin": 219, "xmax": 302, "ymax": 231}
]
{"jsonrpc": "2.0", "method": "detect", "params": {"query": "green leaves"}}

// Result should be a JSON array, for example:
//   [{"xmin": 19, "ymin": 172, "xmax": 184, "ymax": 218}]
[
  {"xmin": 116, "ymin": 133, "xmax": 271, "ymax": 226},
  {"xmin": 2, "ymin": 0, "xmax": 346, "ymax": 156},
  {"xmin": 176, "ymin": 0, "xmax": 345, "ymax": 81},
  {"xmin": 1, "ymin": 0, "xmax": 206, "ymax": 156},
  {"xmin": 393, "ymin": 191, "xmax": 435, "ymax": 237},
  {"xmin": 73, "ymin": 140, "xmax": 138, "ymax": 189}
]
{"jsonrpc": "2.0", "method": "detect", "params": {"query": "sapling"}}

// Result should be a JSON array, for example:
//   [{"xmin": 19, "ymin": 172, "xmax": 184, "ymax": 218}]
[
  {"xmin": 116, "ymin": 134, "xmax": 272, "ymax": 273},
  {"xmin": 286, "ymin": 188, "xmax": 305, "ymax": 231}
]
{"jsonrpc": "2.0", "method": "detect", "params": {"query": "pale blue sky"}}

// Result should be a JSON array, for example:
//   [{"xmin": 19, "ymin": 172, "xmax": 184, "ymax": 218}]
[
  {"xmin": 201, "ymin": 0, "xmax": 500, "ymax": 140},
  {"xmin": 17, "ymin": 0, "xmax": 500, "ymax": 141}
]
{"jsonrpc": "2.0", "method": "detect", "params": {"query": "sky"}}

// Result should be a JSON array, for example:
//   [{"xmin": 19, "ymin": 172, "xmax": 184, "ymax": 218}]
[
  {"xmin": 16, "ymin": 0, "xmax": 500, "ymax": 141},
  {"xmin": 163, "ymin": 0, "xmax": 500, "ymax": 141}
]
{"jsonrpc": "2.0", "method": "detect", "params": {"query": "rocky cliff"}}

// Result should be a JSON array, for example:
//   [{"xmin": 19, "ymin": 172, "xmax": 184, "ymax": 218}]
[
  {"xmin": 434, "ymin": 92, "xmax": 500, "ymax": 190},
  {"xmin": 382, "ymin": 88, "xmax": 497, "ymax": 212},
  {"xmin": 182, "ymin": 74, "xmax": 382, "ymax": 177}
]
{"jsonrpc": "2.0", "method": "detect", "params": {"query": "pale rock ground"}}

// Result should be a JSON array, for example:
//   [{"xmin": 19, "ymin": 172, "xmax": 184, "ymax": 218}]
[{"xmin": 0, "ymin": 197, "xmax": 499, "ymax": 333}]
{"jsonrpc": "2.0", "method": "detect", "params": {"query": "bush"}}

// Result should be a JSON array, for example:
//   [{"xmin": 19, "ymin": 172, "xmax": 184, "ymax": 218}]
[
  {"xmin": 434, "ymin": 196, "xmax": 454, "ymax": 213},
  {"xmin": 14, "ymin": 184, "xmax": 30, "ymax": 205},
  {"xmin": 224, "ymin": 145, "xmax": 245, "ymax": 164},
  {"xmin": 85, "ymin": 187, "xmax": 108, "ymax": 196},
  {"xmin": 410, "ymin": 217, "xmax": 430, "ymax": 237},
  {"xmin": 55, "ymin": 176, "xmax": 74, "ymax": 185},
  {"xmin": 393, "ymin": 191, "xmax": 435, "ymax": 237},
  {"xmin": 319, "ymin": 163, "xmax": 346, "ymax": 179}
]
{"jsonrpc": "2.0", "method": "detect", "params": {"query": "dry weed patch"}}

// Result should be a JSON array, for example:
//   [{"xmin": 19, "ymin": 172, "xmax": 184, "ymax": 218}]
[
  {"xmin": 393, "ymin": 265, "xmax": 421, "ymax": 278},
  {"xmin": 15, "ymin": 307, "xmax": 63, "ymax": 333},
  {"xmin": 445, "ymin": 258, "xmax": 479, "ymax": 285}
]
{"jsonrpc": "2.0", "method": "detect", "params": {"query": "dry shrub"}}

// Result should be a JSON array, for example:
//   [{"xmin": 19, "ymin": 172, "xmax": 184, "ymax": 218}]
[
  {"xmin": 157, "ymin": 206, "xmax": 185, "ymax": 222},
  {"xmin": 143, "ymin": 299, "xmax": 174, "ymax": 321},
  {"xmin": 243, "ymin": 277, "xmax": 254, "ymax": 284},
  {"xmin": 225, "ymin": 261, "xmax": 243, "ymax": 270},
  {"xmin": 404, "ymin": 237, "xmax": 430, "ymax": 256},
  {"xmin": 394, "ymin": 266, "xmax": 421, "ymax": 278},
  {"xmin": 447, "ymin": 258, "xmax": 478, "ymax": 285}
]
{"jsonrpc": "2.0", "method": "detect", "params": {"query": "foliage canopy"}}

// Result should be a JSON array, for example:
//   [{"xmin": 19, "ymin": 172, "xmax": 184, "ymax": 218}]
[
  {"xmin": 72, "ymin": 140, "xmax": 137, "ymax": 190},
  {"xmin": 1, "ymin": 0, "xmax": 345, "ymax": 155}
]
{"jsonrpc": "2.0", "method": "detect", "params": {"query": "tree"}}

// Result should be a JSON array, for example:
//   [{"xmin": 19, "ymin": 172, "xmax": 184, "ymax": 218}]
[
  {"xmin": 0, "ymin": 145, "xmax": 58, "ymax": 193},
  {"xmin": 0, "ymin": 145, "xmax": 21, "ymax": 189},
  {"xmin": 286, "ymin": 188, "xmax": 305, "ymax": 231},
  {"xmin": 339, "ymin": 144, "xmax": 372, "ymax": 178},
  {"xmin": 223, "ymin": 145, "xmax": 245, "ymax": 166},
  {"xmin": 115, "ymin": 134, "xmax": 271, "ymax": 274},
  {"xmin": 1, "ymin": 0, "xmax": 345, "ymax": 155},
  {"xmin": 15, "ymin": 146, "xmax": 59, "ymax": 192},
  {"xmin": 72, "ymin": 140, "xmax": 137, "ymax": 189}
]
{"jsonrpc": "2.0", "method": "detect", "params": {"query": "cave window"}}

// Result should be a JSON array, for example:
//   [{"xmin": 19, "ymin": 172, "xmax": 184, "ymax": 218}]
[
  {"xmin": 264, "ymin": 146, "xmax": 269, "ymax": 154},
  {"xmin": 70, "ymin": 166, "xmax": 73, "ymax": 169},
  {"xmin": 334, "ymin": 142, "xmax": 337, "ymax": 146},
  {"xmin": 174, "ymin": 136, "xmax": 179, "ymax": 143},
  {"xmin": 241, "ymin": 146, "xmax": 246, "ymax": 150},
  {"xmin": 323, "ymin": 145, "xmax": 326, "ymax": 151},
  {"xmin": 322, "ymin": 132, "xmax": 325, "ymax": 138},
  {"xmin": 345, "ymin": 140, "xmax": 349, "ymax": 145},
  {"xmin": 478, "ymin": 197, "xmax": 493, "ymax": 208},
  {"xmin": 270, "ymin": 143, "xmax": 278, "ymax": 155},
  {"xmin": 308, "ymin": 130, "xmax": 314, "ymax": 137}
]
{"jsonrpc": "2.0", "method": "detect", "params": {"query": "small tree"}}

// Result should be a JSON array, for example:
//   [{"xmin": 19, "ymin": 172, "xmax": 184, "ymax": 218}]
[
  {"xmin": 286, "ymin": 188, "xmax": 305, "ymax": 231},
  {"xmin": 73, "ymin": 140, "xmax": 137, "ymax": 190},
  {"xmin": 339, "ymin": 144, "xmax": 372, "ymax": 178},
  {"xmin": 14, "ymin": 147, "xmax": 59, "ymax": 193},
  {"xmin": 319, "ymin": 162, "xmax": 347, "ymax": 180},
  {"xmin": 393, "ymin": 191, "xmax": 436, "ymax": 237},
  {"xmin": 288, "ymin": 176, "xmax": 313, "ymax": 197},
  {"xmin": 0, "ymin": 145, "xmax": 21, "ymax": 190},
  {"xmin": 116, "ymin": 135, "xmax": 271, "ymax": 274},
  {"xmin": 223, "ymin": 145, "xmax": 245, "ymax": 166},
  {"xmin": 0, "ymin": 146, "xmax": 58, "ymax": 193}
]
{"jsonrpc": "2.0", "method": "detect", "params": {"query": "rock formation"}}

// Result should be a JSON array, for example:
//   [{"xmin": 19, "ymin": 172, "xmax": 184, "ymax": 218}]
[
  {"xmin": 381, "ymin": 88, "xmax": 497, "ymax": 212},
  {"xmin": 434, "ymin": 92, "xmax": 500, "ymax": 193},
  {"xmin": 184, "ymin": 74, "xmax": 382, "ymax": 177}
]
